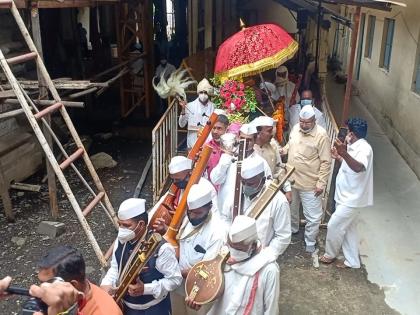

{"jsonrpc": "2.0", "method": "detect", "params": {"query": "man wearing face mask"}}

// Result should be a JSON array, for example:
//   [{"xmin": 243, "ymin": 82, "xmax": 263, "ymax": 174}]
[
  {"xmin": 154, "ymin": 58, "xmax": 176, "ymax": 82},
  {"xmin": 281, "ymin": 106, "xmax": 331, "ymax": 253},
  {"xmin": 320, "ymin": 118, "xmax": 373, "ymax": 269},
  {"xmin": 101, "ymin": 198, "xmax": 182, "ymax": 315},
  {"xmin": 148, "ymin": 156, "xmax": 218, "ymax": 233},
  {"xmin": 253, "ymin": 116, "xmax": 292, "ymax": 203},
  {"xmin": 237, "ymin": 157, "xmax": 291, "ymax": 261},
  {"xmin": 186, "ymin": 215, "xmax": 280, "ymax": 315},
  {"xmin": 178, "ymin": 78, "xmax": 215, "ymax": 150},
  {"xmin": 171, "ymin": 182, "xmax": 226, "ymax": 315},
  {"xmin": 289, "ymin": 89, "xmax": 326, "ymax": 129},
  {"xmin": 274, "ymin": 65, "xmax": 300, "ymax": 108},
  {"xmin": 210, "ymin": 124, "xmax": 271, "ymax": 226}
]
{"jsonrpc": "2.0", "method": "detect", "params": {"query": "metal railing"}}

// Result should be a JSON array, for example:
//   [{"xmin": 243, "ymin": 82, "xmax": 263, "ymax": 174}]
[
  {"xmin": 152, "ymin": 98, "xmax": 178, "ymax": 203},
  {"xmin": 321, "ymin": 84, "xmax": 339, "ymax": 217}
]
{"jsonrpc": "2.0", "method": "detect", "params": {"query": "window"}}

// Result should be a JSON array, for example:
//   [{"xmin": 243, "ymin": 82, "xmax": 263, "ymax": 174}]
[
  {"xmin": 364, "ymin": 15, "xmax": 376, "ymax": 58},
  {"xmin": 380, "ymin": 18, "xmax": 395, "ymax": 70}
]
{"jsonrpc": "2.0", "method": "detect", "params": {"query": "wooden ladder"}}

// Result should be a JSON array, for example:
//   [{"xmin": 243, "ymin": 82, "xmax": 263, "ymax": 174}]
[{"xmin": 0, "ymin": 0, "xmax": 118, "ymax": 267}]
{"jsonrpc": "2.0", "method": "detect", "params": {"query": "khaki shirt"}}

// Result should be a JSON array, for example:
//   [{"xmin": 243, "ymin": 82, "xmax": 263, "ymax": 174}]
[{"xmin": 283, "ymin": 124, "xmax": 331, "ymax": 191}]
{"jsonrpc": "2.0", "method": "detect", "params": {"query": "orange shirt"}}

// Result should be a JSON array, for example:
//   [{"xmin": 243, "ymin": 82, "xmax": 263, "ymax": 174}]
[{"xmin": 82, "ymin": 282, "xmax": 122, "ymax": 315}]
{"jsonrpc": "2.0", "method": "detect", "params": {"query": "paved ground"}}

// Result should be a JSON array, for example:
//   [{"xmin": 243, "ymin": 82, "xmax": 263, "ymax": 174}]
[{"xmin": 326, "ymin": 74, "xmax": 420, "ymax": 315}]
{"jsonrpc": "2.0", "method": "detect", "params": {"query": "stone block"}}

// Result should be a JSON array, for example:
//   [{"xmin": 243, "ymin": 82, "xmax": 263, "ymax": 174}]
[{"xmin": 37, "ymin": 221, "xmax": 65, "ymax": 238}]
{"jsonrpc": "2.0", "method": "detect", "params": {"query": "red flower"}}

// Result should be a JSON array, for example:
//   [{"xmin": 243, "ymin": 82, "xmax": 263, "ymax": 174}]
[{"xmin": 238, "ymin": 83, "xmax": 245, "ymax": 90}]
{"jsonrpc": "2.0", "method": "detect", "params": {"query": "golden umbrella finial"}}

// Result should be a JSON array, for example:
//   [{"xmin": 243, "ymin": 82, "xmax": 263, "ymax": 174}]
[{"xmin": 239, "ymin": 18, "xmax": 246, "ymax": 30}]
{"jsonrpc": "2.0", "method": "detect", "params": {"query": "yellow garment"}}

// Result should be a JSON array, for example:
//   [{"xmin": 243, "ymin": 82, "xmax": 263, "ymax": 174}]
[{"xmin": 282, "ymin": 125, "xmax": 331, "ymax": 190}]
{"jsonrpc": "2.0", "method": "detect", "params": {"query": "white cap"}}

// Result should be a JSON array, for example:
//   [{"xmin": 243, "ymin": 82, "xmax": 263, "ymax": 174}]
[
  {"xmin": 168, "ymin": 156, "xmax": 192, "ymax": 174},
  {"xmin": 276, "ymin": 65, "xmax": 288, "ymax": 73},
  {"xmin": 299, "ymin": 105, "xmax": 315, "ymax": 119},
  {"xmin": 118, "ymin": 198, "xmax": 146, "ymax": 220},
  {"xmin": 187, "ymin": 182, "xmax": 213, "ymax": 210},
  {"xmin": 239, "ymin": 123, "xmax": 257, "ymax": 135},
  {"xmin": 229, "ymin": 215, "xmax": 258, "ymax": 243},
  {"xmin": 214, "ymin": 108, "xmax": 226, "ymax": 116},
  {"xmin": 197, "ymin": 78, "xmax": 213, "ymax": 94},
  {"xmin": 241, "ymin": 156, "xmax": 265, "ymax": 179},
  {"xmin": 252, "ymin": 116, "xmax": 274, "ymax": 127}
]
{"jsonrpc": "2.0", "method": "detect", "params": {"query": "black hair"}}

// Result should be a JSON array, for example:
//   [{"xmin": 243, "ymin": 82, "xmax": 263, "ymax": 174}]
[
  {"xmin": 131, "ymin": 211, "xmax": 149, "ymax": 226},
  {"xmin": 217, "ymin": 114, "xmax": 229, "ymax": 127},
  {"xmin": 38, "ymin": 246, "xmax": 85, "ymax": 283},
  {"xmin": 346, "ymin": 117, "xmax": 368, "ymax": 139}
]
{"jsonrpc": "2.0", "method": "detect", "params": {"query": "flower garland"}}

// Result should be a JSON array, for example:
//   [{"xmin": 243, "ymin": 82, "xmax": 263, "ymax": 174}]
[{"xmin": 212, "ymin": 79, "xmax": 257, "ymax": 123}]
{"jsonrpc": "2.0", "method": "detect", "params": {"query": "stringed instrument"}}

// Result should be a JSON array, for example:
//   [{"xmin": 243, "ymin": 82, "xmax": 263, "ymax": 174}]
[
  {"xmin": 185, "ymin": 166, "xmax": 295, "ymax": 305},
  {"xmin": 163, "ymin": 145, "xmax": 213, "ymax": 253},
  {"xmin": 149, "ymin": 113, "xmax": 218, "ymax": 232},
  {"xmin": 114, "ymin": 232, "xmax": 162, "ymax": 306},
  {"xmin": 232, "ymin": 139, "xmax": 247, "ymax": 220}
]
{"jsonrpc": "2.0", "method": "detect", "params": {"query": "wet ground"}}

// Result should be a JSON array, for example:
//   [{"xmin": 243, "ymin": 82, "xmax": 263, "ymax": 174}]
[{"xmin": 0, "ymin": 134, "xmax": 398, "ymax": 315}]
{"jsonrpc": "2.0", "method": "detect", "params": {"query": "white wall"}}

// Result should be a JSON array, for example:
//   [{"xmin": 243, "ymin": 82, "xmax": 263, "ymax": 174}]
[{"xmin": 336, "ymin": 1, "xmax": 420, "ymax": 176}]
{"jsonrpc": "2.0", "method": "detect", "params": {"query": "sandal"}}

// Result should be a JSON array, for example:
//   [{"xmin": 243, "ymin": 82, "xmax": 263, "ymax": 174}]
[
  {"xmin": 319, "ymin": 255, "xmax": 335, "ymax": 264},
  {"xmin": 335, "ymin": 261, "xmax": 351, "ymax": 269}
]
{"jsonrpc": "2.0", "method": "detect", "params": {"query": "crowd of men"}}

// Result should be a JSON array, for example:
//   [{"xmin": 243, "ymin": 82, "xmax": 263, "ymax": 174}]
[{"xmin": 0, "ymin": 65, "xmax": 373, "ymax": 315}]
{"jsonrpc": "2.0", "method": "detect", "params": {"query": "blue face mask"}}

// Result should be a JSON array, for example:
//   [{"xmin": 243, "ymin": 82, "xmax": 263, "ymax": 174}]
[{"xmin": 301, "ymin": 99, "xmax": 313, "ymax": 106}]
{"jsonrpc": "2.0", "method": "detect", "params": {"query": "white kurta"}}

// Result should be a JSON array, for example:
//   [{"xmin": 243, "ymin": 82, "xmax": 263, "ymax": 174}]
[
  {"xmin": 242, "ymin": 180, "xmax": 292, "ymax": 260},
  {"xmin": 210, "ymin": 152, "xmax": 272, "ymax": 226},
  {"xmin": 101, "ymin": 240, "xmax": 182, "ymax": 309},
  {"xmin": 178, "ymin": 98, "xmax": 215, "ymax": 149},
  {"xmin": 288, "ymin": 104, "xmax": 327, "ymax": 130},
  {"xmin": 207, "ymin": 250, "xmax": 280, "ymax": 315},
  {"xmin": 276, "ymin": 81, "xmax": 300, "ymax": 108},
  {"xmin": 335, "ymin": 138, "xmax": 373, "ymax": 208}
]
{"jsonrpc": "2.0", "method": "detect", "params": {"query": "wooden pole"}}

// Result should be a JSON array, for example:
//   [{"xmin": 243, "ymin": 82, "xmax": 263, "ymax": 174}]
[
  {"xmin": 31, "ymin": 6, "xmax": 59, "ymax": 218},
  {"xmin": 341, "ymin": 6, "xmax": 361, "ymax": 125}
]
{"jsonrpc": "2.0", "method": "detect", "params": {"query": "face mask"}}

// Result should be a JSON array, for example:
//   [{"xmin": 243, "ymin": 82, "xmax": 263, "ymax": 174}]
[
  {"xmin": 118, "ymin": 227, "xmax": 136, "ymax": 244},
  {"xmin": 174, "ymin": 176, "xmax": 189, "ymax": 189},
  {"xmin": 228, "ymin": 246, "xmax": 252, "ymax": 262},
  {"xmin": 199, "ymin": 93, "xmax": 209, "ymax": 103},
  {"xmin": 187, "ymin": 211, "xmax": 209, "ymax": 226},
  {"xmin": 243, "ymin": 178, "xmax": 263, "ymax": 197},
  {"xmin": 301, "ymin": 99, "xmax": 313, "ymax": 106},
  {"xmin": 300, "ymin": 126, "xmax": 314, "ymax": 134}
]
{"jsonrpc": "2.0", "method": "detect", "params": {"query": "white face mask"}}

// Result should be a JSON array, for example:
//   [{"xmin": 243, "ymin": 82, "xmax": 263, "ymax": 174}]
[
  {"xmin": 228, "ymin": 246, "xmax": 252, "ymax": 262},
  {"xmin": 199, "ymin": 93, "xmax": 209, "ymax": 103},
  {"xmin": 117, "ymin": 221, "xmax": 140, "ymax": 244}
]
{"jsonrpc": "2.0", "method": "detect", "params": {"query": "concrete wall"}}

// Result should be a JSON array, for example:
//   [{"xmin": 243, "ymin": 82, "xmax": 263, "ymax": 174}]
[{"xmin": 336, "ymin": 1, "xmax": 420, "ymax": 177}]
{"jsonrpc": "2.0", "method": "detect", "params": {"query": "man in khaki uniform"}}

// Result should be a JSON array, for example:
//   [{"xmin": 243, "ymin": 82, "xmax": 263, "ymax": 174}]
[{"xmin": 281, "ymin": 106, "xmax": 331, "ymax": 253}]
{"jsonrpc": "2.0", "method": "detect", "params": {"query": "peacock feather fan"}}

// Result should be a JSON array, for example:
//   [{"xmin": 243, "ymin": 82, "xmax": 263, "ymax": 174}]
[{"xmin": 152, "ymin": 68, "xmax": 196, "ymax": 101}]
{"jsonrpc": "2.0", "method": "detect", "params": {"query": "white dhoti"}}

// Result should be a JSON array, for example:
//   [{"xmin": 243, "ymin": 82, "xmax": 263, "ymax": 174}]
[
  {"xmin": 290, "ymin": 188, "xmax": 323, "ymax": 246},
  {"xmin": 324, "ymin": 203, "xmax": 360, "ymax": 268}
]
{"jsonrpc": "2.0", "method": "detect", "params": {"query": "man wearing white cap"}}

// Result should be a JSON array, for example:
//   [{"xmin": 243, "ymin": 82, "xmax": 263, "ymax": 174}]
[
  {"xmin": 281, "ymin": 105, "xmax": 331, "ymax": 253},
  {"xmin": 186, "ymin": 215, "xmax": 280, "ymax": 315},
  {"xmin": 253, "ymin": 116, "xmax": 292, "ymax": 202},
  {"xmin": 171, "ymin": 181, "xmax": 226, "ymax": 315},
  {"xmin": 148, "ymin": 155, "xmax": 217, "ymax": 233},
  {"xmin": 101, "ymin": 198, "xmax": 182, "ymax": 315},
  {"xmin": 288, "ymin": 89, "xmax": 326, "ymax": 129},
  {"xmin": 179, "ymin": 78, "xmax": 215, "ymax": 150},
  {"xmin": 210, "ymin": 123, "xmax": 271, "ymax": 225},
  {"xmin": 274, "ymin": 65, "xmax": 300, "ymax": 108},
  {"xmin": 235, "ymin": 156, "xmax": 291, "ymax": 260}
]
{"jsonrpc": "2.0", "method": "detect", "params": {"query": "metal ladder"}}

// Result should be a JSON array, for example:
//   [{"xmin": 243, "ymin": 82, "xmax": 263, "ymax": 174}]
[{"xmin": 0, "ymin": 0, "xmax": 118, "ymax": 267}]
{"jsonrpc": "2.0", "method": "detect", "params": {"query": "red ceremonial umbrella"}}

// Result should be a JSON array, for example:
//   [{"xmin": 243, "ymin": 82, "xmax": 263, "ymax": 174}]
[{"xmin": 214, "ymin": 23, "xmax": 298, "ymax": 80}]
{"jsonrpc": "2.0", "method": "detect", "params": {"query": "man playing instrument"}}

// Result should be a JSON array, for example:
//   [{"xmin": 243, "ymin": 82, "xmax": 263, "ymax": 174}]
[
  {"xmin": 281, "ymin": 106, "xmax": 331, "ymax": 253},
  {"xmin": 253, "ymin": 116, "xmax": 292, "ymax": 203},
  {"xmin": 149, "ymin": 155, "xmax": 217, "ymax": 234},
  {"xmin": 101, "ymin": 198, "xmax": 182, "ymax": 315},
  {"xmin": 172, "ymin": 181, "xmax": 226, "ymax": 315},
  {"xmin": 186, "ymin": 215, "xmax": 280, "ymax": 315},
  {"xmin": 210, "ymin": 123, "xmax": 271, "ymax": 226},
  {"xmin": 178, "ymin": 78, "xmax": 215, "ymax": 150},
  {"xmin": 232, "ymin": 156, "xmax": 291, "ymax": 260},
  {"xmin": 37, "ymin": 246, "xmax": 122, "ymax": 315}
]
